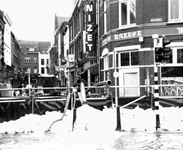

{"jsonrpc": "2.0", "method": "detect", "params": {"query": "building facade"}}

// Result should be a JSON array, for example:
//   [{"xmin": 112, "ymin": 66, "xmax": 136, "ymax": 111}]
[
  {"xmin": 99, "ymin": 0, "xmax": 183, "ymax": 103},
  {"xmin": 19, "ymin": 40, "xmax": 51, "ymax": 86},
  {"xmin": 11, "ymin": 32, "xmax": 22, "ymax": 87},
  {"xmin": 0, "ymin": 12, "xmax": 13, "ymax": 85},
  {"xmin": 0, "ymin": 10, "xmax": 6, "ymax": 84},
  {"xmin": 0, "ymin": 11, "xmax": 23, "ymax": 89},
  {"xmin": 49, "ymin": 15, "xmax": 69, "ymax": 86},
  {"xmin": 68, "ymin": 0, "xmax": 99, "ymax": 86}
]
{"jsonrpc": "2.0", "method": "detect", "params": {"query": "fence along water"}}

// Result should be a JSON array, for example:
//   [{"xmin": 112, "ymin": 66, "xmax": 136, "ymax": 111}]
[{"xmin": 0, "ymin": 83, "xmax": 183, "ymax": 131}]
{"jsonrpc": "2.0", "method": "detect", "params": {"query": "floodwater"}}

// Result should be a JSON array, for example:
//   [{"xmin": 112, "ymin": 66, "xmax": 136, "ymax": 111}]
[
  {"xmin": 0, "ymin": 131, "xmax": 183, "ymax": 150},
  {"xmin": 1, "ymin": 105, "xmax": 183, "ymax": 150}
]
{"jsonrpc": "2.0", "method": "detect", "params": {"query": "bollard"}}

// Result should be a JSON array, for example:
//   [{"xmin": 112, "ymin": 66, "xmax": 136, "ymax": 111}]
[
  {"xmin": 31, "ymin": 95, "xmax": 35, "ymax": 114},
  {"xmin": 72, "ymin": 108, "xmax": 77, "ymax": 131},
  {"xmin": 115, "ymin": 106, "xmax": 121, "ymax": 131},
  {"xmin": 154, "ymin": 65, "xmax": 160, "ymax": 130}
]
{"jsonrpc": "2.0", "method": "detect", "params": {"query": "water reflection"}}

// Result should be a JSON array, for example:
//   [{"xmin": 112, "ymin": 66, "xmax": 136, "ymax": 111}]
[
  {"xmin": 0, "ymin": 131, "xmax": 183, "ymax": 150},
  {"xmin": 112, "ymin": 131, "xmax": 183, "ymax": 150}
]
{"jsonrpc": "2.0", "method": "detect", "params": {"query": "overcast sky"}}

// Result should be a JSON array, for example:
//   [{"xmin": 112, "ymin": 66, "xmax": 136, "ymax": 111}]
[{"xmin": 1, "ymin": 0, "xmax": 74, "ymax": 43}]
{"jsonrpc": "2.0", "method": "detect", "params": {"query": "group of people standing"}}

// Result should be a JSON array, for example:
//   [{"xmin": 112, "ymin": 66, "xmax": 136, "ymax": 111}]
[{"xmin": 14, "ymin": 83, "xmax": 35, "ymax": 97}]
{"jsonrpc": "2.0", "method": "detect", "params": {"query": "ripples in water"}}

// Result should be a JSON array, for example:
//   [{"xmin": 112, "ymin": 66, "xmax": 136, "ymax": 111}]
[{"xmin": 0, "ymin": 131, "xmax": 183, "ymax": 150}]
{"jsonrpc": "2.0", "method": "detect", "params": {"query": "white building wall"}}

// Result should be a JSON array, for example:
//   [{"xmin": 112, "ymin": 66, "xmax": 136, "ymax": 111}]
[
  {"xmin": 64, "ymin": 29, "xmax": 69, "ymax": 58},
  {"xmin": 3, "ymin": 13, "xmax": 12, "ymax": 67},
  {"xmin": 39, "ymin": 53, "xmax": 50, "ymax": 77}
]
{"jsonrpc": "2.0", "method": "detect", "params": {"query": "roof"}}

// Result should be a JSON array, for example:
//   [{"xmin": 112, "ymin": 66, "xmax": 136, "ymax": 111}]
[
  {"xmin": 18, "ymin": 40, "xmax": 51, "ymax": 54},
  {"xmin": 54, "ymin": 15, "xmax": 69, "ymax": 31}
]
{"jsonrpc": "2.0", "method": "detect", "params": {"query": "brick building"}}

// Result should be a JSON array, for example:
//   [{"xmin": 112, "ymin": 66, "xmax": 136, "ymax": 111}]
[
  {"xmin": 99, "ymin": 0, "xmax": 183, "ymax": 104},
  {"xmin": 0, "ymin": 10, "xmax": 5, "ymax": 83},
  {"xmin": 19, "ymin": 40, "xmax": 51, "ymax": 86},
  {"xmin": 11, "ymin": 32, "xmax": 22, "ymax": 87},
  {"xmin": 49, "ymin": 15, "xmax": 68, "ymax": 86},
  {"xmin": 68, "ymin": 0, "xmax": 99, "ymax": 86}
]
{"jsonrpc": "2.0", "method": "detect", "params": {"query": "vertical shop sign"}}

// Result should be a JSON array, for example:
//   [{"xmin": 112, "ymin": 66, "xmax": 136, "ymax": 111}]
[{"xmin": 85, "ymin": 0, "xmax": 94, "ymax": 55}]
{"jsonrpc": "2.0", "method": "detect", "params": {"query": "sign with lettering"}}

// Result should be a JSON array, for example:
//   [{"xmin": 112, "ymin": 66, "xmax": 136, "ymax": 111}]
[
  {"xmin": 177, "ymin": 27, "xmax": 183, "ymax": 34},
  {"xmin": 113, "ymin": 30, "xmax": 142, "ymax": 40},
  {"xmin": 101, "ymin": 26, "xmax": 183, "ymax": 47},
  {"xmin": 85, "ymin": 0, "xmax": 94, "ymax": 54},
  {"xmin": 101, "ymin": 30, "xmax": 143, "ymax": 47},
  {"xmin": 150, "ymin": 18, "xmax": 163, "ymax": 22}
]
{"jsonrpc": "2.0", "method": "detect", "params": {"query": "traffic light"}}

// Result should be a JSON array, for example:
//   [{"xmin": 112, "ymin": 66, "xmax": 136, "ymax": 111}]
[
  {"xmin": 155, "ymin": 36, "xmax": 171, "ymax": 63},
  {"xmin": 155, "ymin": 47, "xmax": 163, "ymax": 63}
]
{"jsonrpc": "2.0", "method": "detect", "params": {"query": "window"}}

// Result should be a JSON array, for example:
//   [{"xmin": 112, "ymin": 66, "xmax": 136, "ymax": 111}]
[
  {"xmin": 120, "ymin": 51, "xmax": 139, "ymax": 66},
  {"xmin": 33, "ymin": 57, "xmax": 37, "ymax": 63},
  {"xmin": 165, "ymin": 49, "xmax": 173, "ymax": 64},
  {"xmin": 131, "ymin": 51, "xmax": 139, "ymax": 65},
  {"xmin": 119, "ymin": 0, "xmax": 136, "ymax": 27},
  {"xmin": 25, "ymin": 57, "xmax": 30, "ymax": 63},
  {"xmin": 161, "ymin": 45, "xmax": 183, "ymax": 64},
  {"xmin": 169, "ymin": 0, "xmax": 183, "ymax": 22},
  {"xmin": 177, "ymin": 49, "xmax": 183, "ymax": 63},
  {"xmin": 46, "ymin": 67, "xmax": 50, "ymax": 74},
  {"xmin": 29, "ymin": 48, "xmax": 35, "ymax": 51},
  {"xmin": 103, "ymin": 55, "xmax": 109, "ymax": 69},
  {"xmin": 96, "ymin": 1, "xmax": 98, "ymax": 25},
  {"xmin": 41, "ymin": 59, "xmax": 44, "ymax": 65},
  {"xmin": 41, "ymin": 67, "xmax": 44, "ymax": 74},
  {"xmin": 121, "ymin": 53, "xmax": 129, "ymax": 66},
  {"xmin": 103, "ymin": 0, "xmax": 107, "ymax": 34},
  {"xmin": 34, "ymin": 67, "xmax": 37, "ymax": 73}
]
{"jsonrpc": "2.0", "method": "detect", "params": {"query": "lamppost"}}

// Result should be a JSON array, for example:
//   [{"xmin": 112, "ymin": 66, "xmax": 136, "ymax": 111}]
[
  {"xmin": 113, "ymin": 50, "xmax": 121, "ymax": 131},
  {"xmin": 27, "ymin": 68, "xmax": 34, "ymax": 114},
  {"xmin": 27, "ymin": 68, "xmax": 31, "ymax": 96}
]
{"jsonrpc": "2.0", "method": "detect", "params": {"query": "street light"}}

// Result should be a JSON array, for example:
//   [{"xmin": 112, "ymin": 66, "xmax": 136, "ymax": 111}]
[{"xmin": 113, "ymin": 50, "xmax": 121, "ymax": 131}]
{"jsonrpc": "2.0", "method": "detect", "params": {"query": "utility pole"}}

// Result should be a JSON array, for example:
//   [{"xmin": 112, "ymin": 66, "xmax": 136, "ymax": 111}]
[
  {"xmin": 27, "ymin": 68, "xmax": 34, "ymax": 114},
  {"xmin": 113, "ymin": 50, "xmax": 121, "ymax": 131}
]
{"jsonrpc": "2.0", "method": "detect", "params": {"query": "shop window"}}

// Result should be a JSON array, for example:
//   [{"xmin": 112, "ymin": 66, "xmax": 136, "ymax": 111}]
[
  {"xmin": 119, "ymin": 0, "xmax": 136, "ymax": 27},
  {"xmin": 161, "ymin": 66, "xmax": 183, "ymax": 96},
  {"xmin": 169, "ymin": 0, "xmax": 183, "ymax": 22},
  {"xmin": 131, "ymin": 51, "xmax": 139, "ymax": 65},
  {"xmin": 120, "ymin": 51, "xmax": 139, "ymax": 66},
  {"xmin": 121, "ymin": 53, "xmax": 129, "ymax": 66}
]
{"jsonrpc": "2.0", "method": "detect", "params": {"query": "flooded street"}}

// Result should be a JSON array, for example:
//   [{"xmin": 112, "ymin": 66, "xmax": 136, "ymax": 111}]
[
  {"xmin": 1, "ymin": 131, "xmax": 183, "ymax": 150},
  {"xmin": 1, "ymin": 105, "xmax": 183, "ymax": 150}
]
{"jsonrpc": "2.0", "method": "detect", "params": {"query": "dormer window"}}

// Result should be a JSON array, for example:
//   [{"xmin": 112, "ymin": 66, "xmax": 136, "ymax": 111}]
[{"xmin": 29, "ymin": 48, "xmax": 35, "ymax": 51}]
